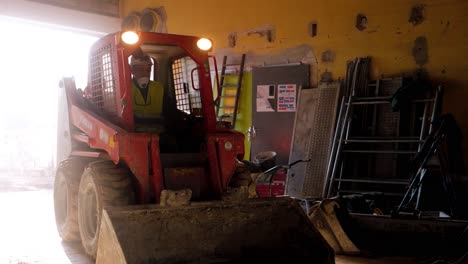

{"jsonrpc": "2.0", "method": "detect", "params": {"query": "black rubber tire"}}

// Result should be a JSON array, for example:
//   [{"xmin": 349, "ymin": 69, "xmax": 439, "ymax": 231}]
[
  {"xmin": 78, "ymin": 160, "xmax": 135, "ymax": 258},
  {"xmin": 53, "ymin": 158, "xmax": 91, "ymax": 241}
]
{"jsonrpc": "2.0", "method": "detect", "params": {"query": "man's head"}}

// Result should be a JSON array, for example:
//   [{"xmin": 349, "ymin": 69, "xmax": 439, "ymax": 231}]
[{"xmin": 131, "ymin": 49, "xmax": 153, "ymax": 88}]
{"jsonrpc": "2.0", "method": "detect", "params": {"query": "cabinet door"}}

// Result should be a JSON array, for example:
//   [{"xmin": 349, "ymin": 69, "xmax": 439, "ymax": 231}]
[{"xmin": 250, "ymin": 65, "xmax": 309, "ymax": 166}]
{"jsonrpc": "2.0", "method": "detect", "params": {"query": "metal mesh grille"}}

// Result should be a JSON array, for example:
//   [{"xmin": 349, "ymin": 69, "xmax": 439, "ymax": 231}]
[
  {"xmin": 172, "ymin": 57, "xmax": 202, "ymax": 115},
  {"xmin": 303, "ymin": 83, "xmax": 341, "ymax": 197},
  {"xmin": 89, "ymin": 44, "xmax": 118, "ymax": 118}
]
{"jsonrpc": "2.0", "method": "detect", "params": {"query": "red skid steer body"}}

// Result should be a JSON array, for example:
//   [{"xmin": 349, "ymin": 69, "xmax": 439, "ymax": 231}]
[{"xmin": 54, "ymin": 31, "xmax": 333, "ymax": 263}]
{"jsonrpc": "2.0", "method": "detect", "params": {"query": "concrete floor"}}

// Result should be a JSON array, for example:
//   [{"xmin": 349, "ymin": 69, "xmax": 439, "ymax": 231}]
[
  {"xmin": 0, "ymin": 171, "xmax": 92, "ymax": 264},
  {"xmin": 0, "ymin": 190, "xmax": 92, "ymax": 264},
  {"xmin": 0, "ymin": 171, "xmax": 424, "ymax": 264}
]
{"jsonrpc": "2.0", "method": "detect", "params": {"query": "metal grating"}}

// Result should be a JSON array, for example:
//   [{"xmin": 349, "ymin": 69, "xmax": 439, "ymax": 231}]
[
  {"xmin": 286, "ymin": 88, "xmax": 319, "ymax": 198},
  {"xmin": 302, "ymin": 83, "xmax": 341, "ymax": 197},
  {"xmin": 286, "ymin": 83, "xmax": 341, "ymax": 199},
  {"xmin": 89, "ymin": 44, "xmax": 118, "ymax": 119},
  {"xmin": 172, "ymin": 57, "xmax": 202, "ymax": 115}
]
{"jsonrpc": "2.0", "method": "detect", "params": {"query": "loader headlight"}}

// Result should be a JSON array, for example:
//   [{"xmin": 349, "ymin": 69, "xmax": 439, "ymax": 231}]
[
  {"xmin": 197, "ymin": 38, "xmax": 212, "ymax": 51},
  {"xmin": 121, "ymin": 31, "xmax": 139, "ymax": 44}
]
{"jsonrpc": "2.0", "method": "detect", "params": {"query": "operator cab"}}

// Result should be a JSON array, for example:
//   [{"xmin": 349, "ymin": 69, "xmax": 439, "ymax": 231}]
[
  {"xmin": 84, "ymin": 32, "xmax": 214, "ymax": 155},
  {"xmin": 128, "ymin": 43, "xmax": 205, "ymax": 153},
  {"xmin": 126, "ymin": 42, "xmax": 213, "ymax": 199}
]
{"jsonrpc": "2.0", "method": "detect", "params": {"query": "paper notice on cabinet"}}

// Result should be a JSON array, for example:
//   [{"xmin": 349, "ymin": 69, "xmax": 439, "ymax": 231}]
[
  {"xmin": 277, "ymin": 84, "xmax": 296, "ymax": 112},
  {"xmin": 256, "ymin": 98, "xmax": 274, "ymax": 112},
  {"xmin": 257, "ymin": 85, "xmax": 275, "ymax": 99},
  {"xmin": 256, "ymin": 85, "xmax": 276, "ymax": 112}
]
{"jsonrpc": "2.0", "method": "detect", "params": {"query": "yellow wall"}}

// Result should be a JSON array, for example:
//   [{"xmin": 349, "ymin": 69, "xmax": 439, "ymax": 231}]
[
  {"xmin": 213, "ymin": 73, "xmax": 253, "ymax": 160},
  {"xmin": 123, "ymin": 0, "xmax": 468, "ymax": 170},
  {"xmin": 233, "ymin": 73, "xmax": 252, "ymax": 160}
]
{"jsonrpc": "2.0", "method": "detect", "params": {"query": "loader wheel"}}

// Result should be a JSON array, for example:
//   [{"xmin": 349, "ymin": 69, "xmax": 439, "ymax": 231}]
[
  {"xmin": 230, "ymin": 160, "xmax": 253, "ymax": 187},
  {"xmin": 78, "ymin": 160, "xmax": 135, "ymax": 258},
  {"xmin": 54, "ymin": 158, "xmax": 91, "ymax": 241}
]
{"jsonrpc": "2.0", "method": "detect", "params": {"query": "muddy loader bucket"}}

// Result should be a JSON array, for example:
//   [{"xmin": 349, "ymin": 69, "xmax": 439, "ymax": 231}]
[{"xmin": 96, "ymin": 197, "xmax": 334, "ymax": 263}]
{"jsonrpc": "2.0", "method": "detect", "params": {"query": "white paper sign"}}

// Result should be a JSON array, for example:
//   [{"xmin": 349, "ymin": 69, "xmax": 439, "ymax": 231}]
[
  {"xmin": 256, "ymin": 98, "xmax": 274, "ymax": 112},
  {"xmin": 257, "ymin": 85, "xmax": 275, "ymax": 99},
  {"xmin": 277, "ymin": 84, "xmax": 296, "ymax": 112},
  {"xmin": 256, "ymin": 85, "xmax": 275, "ymax": 112}
]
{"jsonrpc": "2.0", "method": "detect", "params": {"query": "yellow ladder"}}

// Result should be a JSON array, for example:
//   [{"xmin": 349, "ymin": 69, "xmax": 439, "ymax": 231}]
[{"xmin": 216, "ymin": 54, "xmax": 246, "ymax": 127}]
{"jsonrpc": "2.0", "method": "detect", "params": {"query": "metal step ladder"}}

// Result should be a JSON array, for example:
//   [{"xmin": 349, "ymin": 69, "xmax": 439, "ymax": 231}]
[{"xmin": 216, "ymin": 54, "xmax": 246, "ymax": 128}]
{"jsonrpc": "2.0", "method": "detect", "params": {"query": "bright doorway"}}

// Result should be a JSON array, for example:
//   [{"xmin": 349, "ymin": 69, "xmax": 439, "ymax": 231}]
[
  {"xmin": 0, "ymin": 15, "xmax": 99, "ymax": 263},
  {"xmin": 0, "ymin": 16, "xmax": 98, "ymax": 180}
]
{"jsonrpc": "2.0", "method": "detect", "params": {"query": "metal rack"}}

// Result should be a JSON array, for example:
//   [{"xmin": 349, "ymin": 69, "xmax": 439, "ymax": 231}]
[{"xmin": 323, "ymin": 77, "xmax": 443, "ymax": 207}]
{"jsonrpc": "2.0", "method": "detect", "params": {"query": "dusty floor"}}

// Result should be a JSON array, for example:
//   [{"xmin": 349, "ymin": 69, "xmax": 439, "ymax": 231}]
[
  {"xmin": 0, "ymin": 171, "xmax": 427, "ymax": 264},
  {"xmin": 0, "ymin": 171, "xmax": 92, "ymax": 264}
]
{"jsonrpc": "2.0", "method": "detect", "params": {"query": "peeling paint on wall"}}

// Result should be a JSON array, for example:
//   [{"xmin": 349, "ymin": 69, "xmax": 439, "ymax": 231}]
[
  {"xmin": 321, "ymin": 50, "xmax": 335, "ymax": 62},
  {"xmin": 228, "ymin": 33, "xmax": 236, "ymax": 48},
  {"xmin": 320, "ymin": 71, "xmax": 333, "ymax": 82},
  {"xmin": 409, "ymin": 4, "xmax": 425, "ymax": 26},
  {"xmin": 213, "ymin": 44, "xmax": 318, "ymax": 86},
  {"xmin": 214, "ymin": 44, "xmax": 316, "ymax": 70},
  {"xmin": 228, "ymin": 25, "xmax": 275, "ymax": 48},
  {"xmin": 442, "ymin": 20, "xmax": 450, "ymax": 35},
  {"xmin": 356, "ymin": 14, "xmax": 368, "ymax": 31},
  {"xmin": 412, "ymin": 36, "xmax": 428, "ymax": 66}
]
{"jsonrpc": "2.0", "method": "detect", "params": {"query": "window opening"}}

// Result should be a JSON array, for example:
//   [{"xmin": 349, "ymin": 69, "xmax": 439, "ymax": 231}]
[
  {"xmin": 172, "ymin": 57, "xmax": 202, "ymax": 115},
  {"xmin": 89, "ymin": 45, "xmax": 118, "ymax": 118}
]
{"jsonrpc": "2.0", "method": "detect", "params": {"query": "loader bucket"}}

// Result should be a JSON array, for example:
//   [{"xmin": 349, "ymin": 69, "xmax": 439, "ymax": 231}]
[{"xmin": 96, "ymin": 197, "xmax": 334, "ymax": 263}]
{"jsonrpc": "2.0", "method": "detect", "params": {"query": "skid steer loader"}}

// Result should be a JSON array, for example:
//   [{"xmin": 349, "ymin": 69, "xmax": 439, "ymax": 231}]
[{"xmin": 54, "ymin": 31, "xmax": 333, "ymax": 263}]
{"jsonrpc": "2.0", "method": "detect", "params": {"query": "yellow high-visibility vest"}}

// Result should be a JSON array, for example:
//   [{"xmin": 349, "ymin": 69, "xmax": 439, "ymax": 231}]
[{"xmin": 132, "ymin": 81, "xmax": 164, "ymax": 119}]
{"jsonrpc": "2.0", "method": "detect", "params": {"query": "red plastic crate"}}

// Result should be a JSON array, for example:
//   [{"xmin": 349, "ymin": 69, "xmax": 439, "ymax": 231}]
[{"xmin": 256, "ymin": 169, "xmax": 287, "ymax": 197}]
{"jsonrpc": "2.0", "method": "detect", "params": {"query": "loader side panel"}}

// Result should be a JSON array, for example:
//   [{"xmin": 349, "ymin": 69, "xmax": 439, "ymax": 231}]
[{"xmin": 206, "ymin": 132, "xmax": 245, "ymax": 197}]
